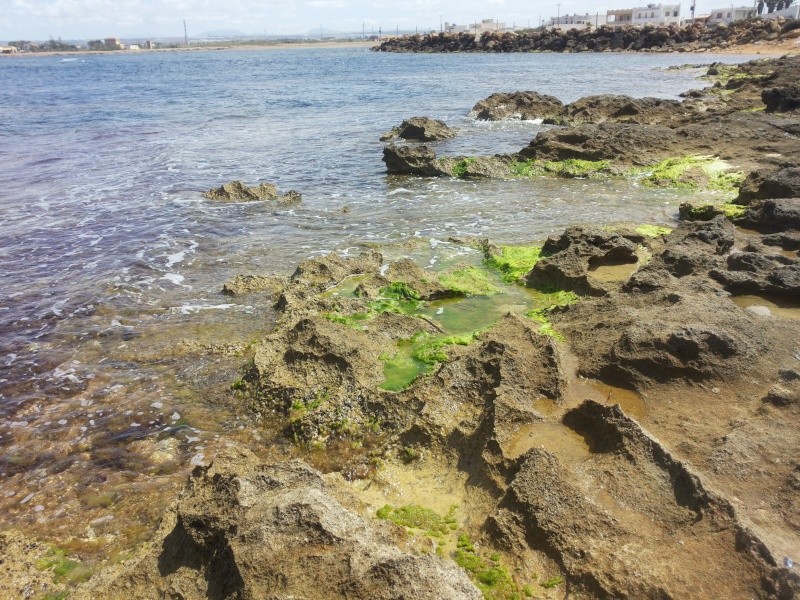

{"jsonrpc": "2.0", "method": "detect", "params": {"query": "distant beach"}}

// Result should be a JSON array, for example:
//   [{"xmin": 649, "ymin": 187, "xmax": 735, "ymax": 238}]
[{"xmin": 0, "ymin": 39, "xmax": 377, "ymax": 58}]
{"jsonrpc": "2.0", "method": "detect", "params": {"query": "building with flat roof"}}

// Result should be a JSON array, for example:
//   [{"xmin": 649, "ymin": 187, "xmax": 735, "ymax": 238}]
[
  {"xmin": 607, "ymin": 3, "xmax": 681, "ymax": 26},
  {"xmin": 468, "ymin": 18, "xmax": 507, "ymax": 33},
  {"xmin": 548, "ymin": 13, "xmax": 610, "ymax": 29},
  {"xmin": 707, "ymin": 6, "xmax": 755, "ymax": 24}
]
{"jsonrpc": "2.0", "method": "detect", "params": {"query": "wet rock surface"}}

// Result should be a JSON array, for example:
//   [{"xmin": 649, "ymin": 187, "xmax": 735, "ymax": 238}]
[
  {"xmin": 471, "ymin": 91, "xmax": 565, "ymax": 121},
  {"xmin": 385, "ymin": 55, "xmax": 800, "ymax": 188},
  {"xmin": 203, "ymin": 180, "xmax": 302, "ymax": 203},
  {"xmin": 380, "ymin": 116, "xmax": 457, "ymax": 141}
]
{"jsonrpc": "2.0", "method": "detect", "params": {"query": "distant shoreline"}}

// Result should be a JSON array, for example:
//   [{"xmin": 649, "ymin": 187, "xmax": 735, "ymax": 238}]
[{"xmin": 0, "ymin": 39, "xmax": 378, "ymax": 58}]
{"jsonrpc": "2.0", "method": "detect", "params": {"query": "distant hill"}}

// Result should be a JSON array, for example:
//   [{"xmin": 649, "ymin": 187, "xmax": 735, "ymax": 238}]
[{"xmin": 197, "ymin": 29, "xmax": 247, "ymax": 38}]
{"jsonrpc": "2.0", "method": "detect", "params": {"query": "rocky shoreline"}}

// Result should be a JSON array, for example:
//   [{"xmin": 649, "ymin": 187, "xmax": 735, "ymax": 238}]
[
  {"xmin": 374, "ymin": 19, "xmax": 800, "ymax": 54},
  {"xmin": 4, "ymin": 56, "xmax": 800, "ymax": 599}
]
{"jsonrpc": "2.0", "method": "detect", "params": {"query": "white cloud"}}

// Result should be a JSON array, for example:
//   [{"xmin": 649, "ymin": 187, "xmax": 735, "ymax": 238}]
[{"xmin": 0, "ymin": 0, "xmax": 685, "ymax": 41}]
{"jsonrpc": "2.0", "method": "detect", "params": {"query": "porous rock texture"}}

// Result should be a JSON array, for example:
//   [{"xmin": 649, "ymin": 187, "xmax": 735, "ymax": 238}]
[{"xmin": 76, "ymin": 449, "xmax": 482, "ymax": 600}]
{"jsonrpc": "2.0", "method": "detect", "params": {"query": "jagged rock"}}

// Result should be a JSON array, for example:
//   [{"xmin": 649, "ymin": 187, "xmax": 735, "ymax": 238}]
[
  {"xmin": 656, "ymin": 216, "xmax": 734, "ymax": 277},
  {"xmin": 519, "ymin": 122, "xmax": 678, "ymax": 165},
  {"xmin": 525, "ymin": 227, "xmax": 639, "ymax": 295},
  {"xmin": 764, "ymin": 368, "xmax": 800, "ymax": 407},
  {"xmin": 737, "ymin": 167, "xmax": 800, "ymax": 204},
  {"xmin": 76, "ymin": 450, "xmax": 481, "ymax": 600},
  {"xmin": 380, "ymin": 116, "xmax": 456, "ymax": 141},
  {"xmin": 203, "ymin": 180, "xmax": 302, "ymax": 203},
  {"xmin": 471, "ymin": 91, "xmax": 565, "ymax": 121},
  {"xmin": 762, "ymin": 85, "xmax": 800, "ymax": 113},
  {"xmin": 710, "ymin": 251, "xmax": 800, "ymax": 296},
  {"xmin": 490, "ymin": 401, "xmax": 787, "ymax": 599},
  {"xmin": 289, "ymin": 251, "xmax": 383, "ymax": 292},
  {"xmin": 222, "ymin": 274, "xmax": 284, "ymax": 296},
  {"xmin": 382, "ymin": 144, "xmax": 452, "ymax": 176},
  {"xmin": 562, "ymin": 94, "xmax": 685, "ymax": 125},
  {"xmin": 740, "ymin": 198, "xmax": 800, "ymax": 233}
]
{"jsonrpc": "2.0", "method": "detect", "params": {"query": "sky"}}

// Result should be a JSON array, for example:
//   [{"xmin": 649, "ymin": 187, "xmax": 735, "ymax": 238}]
[{"xmin": 0, "ymin": 0, "xmax": 708, "ymax": 41}]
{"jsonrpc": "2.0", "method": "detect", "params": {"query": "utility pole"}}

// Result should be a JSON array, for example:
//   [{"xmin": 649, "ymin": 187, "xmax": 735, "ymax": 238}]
[
  {"xmin": 557, "ymin": 3, "xmax": 562, "ymax": 21},
  {"xmin": 362, "ymin": 21, "xmax": 365, "ymax": 39},
  {"xmin": 183, "ymin": 20, "xmax": 188, "ymax": 45},
  {"xmin": 439, "ymin": 15, "xmax": 443, "ymax": 32}
]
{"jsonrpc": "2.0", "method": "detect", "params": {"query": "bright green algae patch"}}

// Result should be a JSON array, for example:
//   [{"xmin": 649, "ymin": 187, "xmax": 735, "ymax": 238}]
[
  {"xmin": 634, "ymin": 224, "xmax": 672, "ymax": 238},
  {"xmin": 376, "ymin": 504, "xmax": 458, "ymax": 537},
  {"xmin": 526, "ymin": 290, "xmax": 579, "ymax": 342},
  {"xmin": 325, "ymin": 281, "xmax": 422, "ymax": 329},
  {"xmin": 439, "ymin": 266, "xmax": 499, "ymax": 296},
  {"xmin": 454, "ymin": 534, "xmax": 548, "ymax": 599},
  {"xmin": 641, "ymin": 155, "xmax": 744, "ymax": 193},
  {"xmin": 484, "ymin": 245, "xmax": 543, "ymax": 283},
  {"xmin": 380, "ymin": 330, "xmax": 486, "ymax": 391},
  {"xmin": 510, "ymin": 158, "xmax": 611, "ymax": 179},
  {"xmin": 452, "ymin": 157, "xmax": 478, "ymax": 177}
]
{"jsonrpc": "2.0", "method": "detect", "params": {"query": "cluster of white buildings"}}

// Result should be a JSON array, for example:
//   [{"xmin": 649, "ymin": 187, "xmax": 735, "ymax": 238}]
[
  {"xmin": 546, "ymin": 0, "xmax": 797, "ymax": 29},
  {"xmin": 548, "ymin": 3, "xmax": 681, "ymax": 29}
]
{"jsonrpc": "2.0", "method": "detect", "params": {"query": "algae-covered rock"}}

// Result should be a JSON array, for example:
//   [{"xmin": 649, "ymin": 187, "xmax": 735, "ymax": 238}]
[
  {"xmin": 203, "ymin": 180, "xmax": 302, "ymax": 203},
  {"xmin": 380, "ymin": 116, "xmax": 457, "ymax": 142},
  {"xmin": 76, "ymin": 449, "xmax": 481, "ymax": 600}
]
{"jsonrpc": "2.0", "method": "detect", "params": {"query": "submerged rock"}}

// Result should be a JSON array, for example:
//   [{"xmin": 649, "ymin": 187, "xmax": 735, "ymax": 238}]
[
  {"xmin": 380, "ymin": 116, "xmax": 457, "ymax": 142},
  {"xmin": 203, "ymin": 180, "xmax": 302, "ymax": 203},
  {"xmin": 76, "ymin": 449, "xmax": 481, "ymax": 600}
]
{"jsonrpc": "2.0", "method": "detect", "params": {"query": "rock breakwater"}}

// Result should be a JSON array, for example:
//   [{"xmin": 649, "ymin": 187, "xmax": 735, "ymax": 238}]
[{"xmin": 374, "ymin": 18, "xmax": 800, "ymax": 53}]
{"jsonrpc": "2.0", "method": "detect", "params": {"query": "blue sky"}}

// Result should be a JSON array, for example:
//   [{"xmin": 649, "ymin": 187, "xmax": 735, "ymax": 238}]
[{"xmin": 1, "ymin": 0, "xmax": 704, "ymax": 41}]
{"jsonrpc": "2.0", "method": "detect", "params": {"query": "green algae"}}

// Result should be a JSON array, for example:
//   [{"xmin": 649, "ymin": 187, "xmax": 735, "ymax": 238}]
[
  {"xmin": 634, "ymin": 224, "xmax": 672, "ymax": 238},
  {"xmin": 380, "ymin": 342, "xmax": 432, "ymax": 392},
  {"xmin": 484, "ymin": 246, "xmax": 543, "ymax": 283},
  {"xmin": 510, "ymin": 158, "xmax": 611, "ymax": 179},
  {"xmin": 37, "ymin": 548, "xmax": 92, "ymax": 586},
  {"xmin": 439, "ymin": 266, "xmax": 499, "ymax": 296},
  {"xmin": 452, "ymin": 157, "xmax": 477, "ymax": 177},
  {"xmin": 525, "ymin": 290, "xmax": 578, "ymax": 341},
  {"xmin": 380, "ymin": 330, "xmax": 486, "ymax": 391},
  {"xmin": 376, "ymin": 504, "xmax": 458, "ymax": 537},
  {"xmin": 526, "ymin": 310, "xmax": 565, "ymax": 341},
  {"xmin": 541, "ymin": 576, "xmax": 565, "ymax": 589},
  {"xmin": 325, "ymin": 282, "xmax": 423, "ymax": 329},
  {"xmin": 453, "ymin": 534, "xmax": 534, "ymax": 600},
  {"xmin": 720, "ymin": 202, "xmax": 746, "ymax": 219},
  {"xmin": 642, "ymin": 155, "xmax": 744, "ymax": 193}
]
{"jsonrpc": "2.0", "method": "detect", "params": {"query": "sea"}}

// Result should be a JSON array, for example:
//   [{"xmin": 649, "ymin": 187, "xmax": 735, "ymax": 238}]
[{"xmin": 0, "ymin": 47, "xmax": 757, "ymax": 551}]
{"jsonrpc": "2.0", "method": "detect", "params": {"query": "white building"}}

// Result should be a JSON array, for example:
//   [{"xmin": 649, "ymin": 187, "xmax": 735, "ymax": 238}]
[
  {"xmin": 608, "ymin": 3, "xmax": 681, "ymax": 26},
  {"xmin": 467, "ymin": 18, "xmax": 507, "ymax": 33},
  {"xmin": 707, "ymin": 6, "xmax": 755, "ymax": 24},
  {"xmin": 548, "ymin": 13, "xmax": 610, "ymax": 29},
  {"xmin": 763, "ymin": 3, "xmax": 800, "ymax": 19}
]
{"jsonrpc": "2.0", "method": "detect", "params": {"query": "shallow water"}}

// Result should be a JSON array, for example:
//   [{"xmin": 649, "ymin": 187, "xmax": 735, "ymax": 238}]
[{"xmin": 0, "ymin": 48, "xmax": 758, "ymax": 552}]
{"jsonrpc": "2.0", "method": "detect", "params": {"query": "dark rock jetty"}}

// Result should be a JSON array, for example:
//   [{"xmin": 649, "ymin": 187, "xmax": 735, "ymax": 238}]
[{"xmin": 374, "ymin": 18, "xmax": 800, "ymax": 53}]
